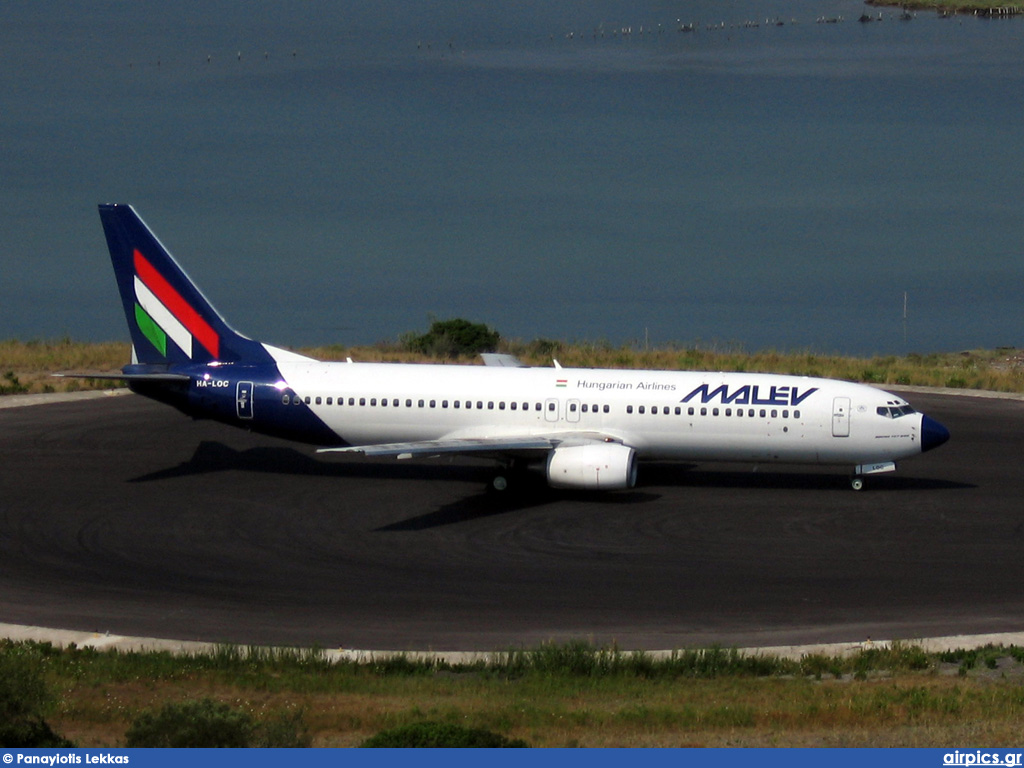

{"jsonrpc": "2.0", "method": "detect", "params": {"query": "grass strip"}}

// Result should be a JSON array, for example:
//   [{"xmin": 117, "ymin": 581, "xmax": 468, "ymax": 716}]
[
  {"xmin": 3, "ymin": 338, "xmax": 1024, "ymax": 395},
  {"xmin": 5, "ymin": 639, "xmax": 1024, "ymax": 747}
]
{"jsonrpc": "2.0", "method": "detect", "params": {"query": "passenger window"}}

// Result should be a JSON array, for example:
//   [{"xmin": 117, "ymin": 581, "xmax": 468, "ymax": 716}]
[
  {"xmin": 524, "ymin": 403, "xmax": 530, "ymax": 411},
  {"xmin": 326, "ymin": 397, "xmax": 333, "ymax": 405},
  {"xmin": 349, "ymin": 398, "xmax": 356, "ymax": 406},
  {"xmin": 759, "ymin": 409, "xmax": 766, "ymax": 418},
  {"xmin": 360, "ymin": 398, "xmax": 366, "ymax": 406},
  {"xmin": 639, "ymin": 406, "xmax": 645, "ymax": 414},
  {"xmin": 430, "ymin": 400, "xmax": 436, "ymax": 408},
  {"xmin": 603, "ymin": 405, "xmax": 609, "ymax": 413},
  {"xmin": 304, "ymin": 396, "xmax": 311, "ymax": 404},
  {"xmin": 794, "ymin": 410, "xmax": 801, "ymax": 419},
  {"xmin": 441, "ymin": 400, "xmax": 448, "ymax": 408},
  {"xmin": 499, "ymin": 402, "xmax": 506, "ymax": 410},
  {"xmin": 454, "ymin": 400, "xmax": 461, "ymax": 409},
  {"xmin": 489, "ymin": 402, "xmax": 495, "ymax": 410},
  {"xmin": 748, "ymin": 409, "xmax": 754, "ymax": 417},
  {"xmin": 547, "ymin": 402, "xmax": 555, "ymax": 411},
  {"xmin": 725, "ymin": 408, "xmax": 732, "ymax": 417},
  {"xmin": 282, "ymin": 394, "xmax": 290, "ymax": 405},
  {"xmin": 511, "ymin": 402, "xmax": 517, "ymax": 410},
  {"xmin": 478, "ymin": 401, "xmax": 484, "ymax": 409},
  {"xmin": 627, "ymin": 405, "xmax": 633, "ymax": 414},
  {"xmin": 688, "ymin": 407, "xmax": 695, "ymax": 416},
  {"xmin": 418, "ymin": 399, "xmax": 424, "ymax": 407},
  {"xmin": 380, "ymin": 398, "xmax": 387, "ymax": 406},
  {"xmin": 581, "ymin": 404, "xmax": 587, "ymax": 413},
  {"xmin": 713, "ymin": 408, "xmax": 719, "ymax": 416},
  {"xmin": 569, "ymin": 403, "xmax": 577, "ymax": 412},
  {"xmin": 700, "ymin": 407, "xmax": 707, "ymax": 416},
  {"xmin": 406, "ymin": 399, "xmax": 412, "ymax": 407},
  {"xmin": 663, "ymin": 406, "xmax": 670, "ymax": 415},
  {"xmin": 371, "ymin": 398, "xmax": 377, "ymax": 406},
  {"xmin": 783, "ymin": 410, "xmax": 789, "ymax": 419},
  {"xmin": 393, "ymin": 399, "xmax": 399, "ymax": 407},
  {"xmin": 771, "ymin": 409, "xmax": 778, "ymax": 418},
  {"xmin": 675, "ymin": 406, "xmax": 681, "ymax": 415},
  {"xmin": 536, "ymin": 403, "xmax": 542, "ymax": 411}
]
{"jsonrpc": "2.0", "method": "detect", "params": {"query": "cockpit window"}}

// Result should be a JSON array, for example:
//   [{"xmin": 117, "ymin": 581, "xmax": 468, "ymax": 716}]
[{"xmin": 876, "ymin": 405, "xmax": 917, "ymax": 419}]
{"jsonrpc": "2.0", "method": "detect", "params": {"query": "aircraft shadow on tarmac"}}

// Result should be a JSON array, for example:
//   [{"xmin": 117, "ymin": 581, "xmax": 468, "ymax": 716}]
[
  {"xmin": 129, "ymin": 440, "xmax": 487, "ymax": 484},
  {"xmin": 640, "ymin": 463, "xmax": 973, "ymax": 492},
  {"xmin": 130, "ymin": 441, "xmax": 971, "ymax": 498},
  {"xmin": 375, "ymin": 486, "xmax": 662, "ymax": 531}
]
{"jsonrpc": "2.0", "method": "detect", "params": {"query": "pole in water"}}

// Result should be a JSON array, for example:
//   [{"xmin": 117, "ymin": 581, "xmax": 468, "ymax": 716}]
[{"xmin": 902, "ymin": 291, "xmax": 908, "ymax": 347}]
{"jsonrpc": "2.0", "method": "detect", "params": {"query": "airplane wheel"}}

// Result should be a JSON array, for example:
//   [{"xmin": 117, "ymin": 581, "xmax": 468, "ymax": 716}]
[
  {"xmin": 851, "ymin": 476, "xmax": 865, "ymax": 491},
  {"xmin": 490, "ymin": 475, "xmax": 509, "ymax": 493}
]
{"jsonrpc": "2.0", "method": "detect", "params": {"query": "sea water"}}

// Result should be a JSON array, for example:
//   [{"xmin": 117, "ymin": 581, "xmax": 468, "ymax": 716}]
[{"xmin": 2, "ymin": 0, "xmax": 1022, "ymax": 355}]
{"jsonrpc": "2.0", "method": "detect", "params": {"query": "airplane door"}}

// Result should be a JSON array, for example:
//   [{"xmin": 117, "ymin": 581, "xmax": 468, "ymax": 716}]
[
  {"xmin": 566, "ymin": 399, "xmax": 581, "ymax": 423},
  {"xmin": 544, "ymin": 398, "xmax": 560, "ymax": 423},
  {"xmin": 832, "ymin": 397, "xmax": 850, "ymax": 437},
  {"xmin": 236, "ymin": 381, "xmax": 254, "ymax": 420}
]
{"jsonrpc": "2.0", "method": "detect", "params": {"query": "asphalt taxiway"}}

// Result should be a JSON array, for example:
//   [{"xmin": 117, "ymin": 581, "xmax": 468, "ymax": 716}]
[{"xmin": 1, "ymin": 390, "xmax": 1021, "ymax": 650}]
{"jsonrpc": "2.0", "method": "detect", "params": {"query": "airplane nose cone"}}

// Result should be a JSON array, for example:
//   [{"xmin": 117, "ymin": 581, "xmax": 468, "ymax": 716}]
[{"xmin": 921, "ymin": 415, "xmax": 950, "ymax": 453}]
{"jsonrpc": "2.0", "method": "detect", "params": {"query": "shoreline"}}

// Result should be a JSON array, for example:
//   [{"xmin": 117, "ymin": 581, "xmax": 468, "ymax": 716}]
[{"xmin": 866, "ymin": 0, "xmax": 1023, "ymax": 15}]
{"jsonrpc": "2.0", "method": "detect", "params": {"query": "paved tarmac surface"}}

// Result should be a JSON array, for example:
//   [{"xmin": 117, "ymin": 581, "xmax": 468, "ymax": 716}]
[{"xmin": 1, "ymin": 390, "xmax": 1021, "ymax": 651}]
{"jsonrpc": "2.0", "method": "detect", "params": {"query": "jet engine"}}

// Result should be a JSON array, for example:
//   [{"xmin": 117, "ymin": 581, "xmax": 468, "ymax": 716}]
[{"xmin": 546, "ymin": 442, "xmax": 638, "ymax": 490}]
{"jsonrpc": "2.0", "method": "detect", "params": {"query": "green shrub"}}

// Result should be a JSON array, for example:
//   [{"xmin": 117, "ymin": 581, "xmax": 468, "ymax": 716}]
[
  {"xmin": 0, "ymin": 718, "xmax": 74, "ymax": 748},
  {"xmin": 361, "ymin": 721, "xmax": 527, "ymax": 748},
  {"xmin": 255, "ymin": 710, "xmax": 312, "ymax": 748},
  {"xmin": 0, "ymin": 371, "xmax": 28, "ymax": 395},
  {"xmin": 402, "ymin": 318, "xmax": 500, "ymax": 359},
  {"xmin": 0, "ymin": 645, "xmax": 73, "ymax": 747},
  {"xmin": 125, "ymin": 699, "xmax": 254, "ymax": 747},
  {"xmin": 125, "ymin": 698, "xmax": 311, "ymax": 747}
]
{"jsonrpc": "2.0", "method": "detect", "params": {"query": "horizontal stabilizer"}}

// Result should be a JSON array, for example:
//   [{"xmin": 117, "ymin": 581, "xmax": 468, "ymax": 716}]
[{"xmin": 53, "ymin": 371, "xmax": 191, "ymax": 382}]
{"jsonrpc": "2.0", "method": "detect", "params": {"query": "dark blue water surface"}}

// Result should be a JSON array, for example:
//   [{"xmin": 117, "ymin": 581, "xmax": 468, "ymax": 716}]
[{"xmin": 2, "ymin": 1, "xmax": 1022, "ymax": 355}]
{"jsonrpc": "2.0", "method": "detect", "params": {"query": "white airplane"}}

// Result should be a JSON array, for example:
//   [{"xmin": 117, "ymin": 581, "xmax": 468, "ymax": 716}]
[{"xmin": 86, "ymin": 204, "xmax": 949, "ymax": 492}]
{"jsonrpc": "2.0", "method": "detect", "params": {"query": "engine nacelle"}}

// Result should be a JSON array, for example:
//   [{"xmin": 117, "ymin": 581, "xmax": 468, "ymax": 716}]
[{"xmin": 546, "ymin": 442, "xmax": 638, "ymax": 490}]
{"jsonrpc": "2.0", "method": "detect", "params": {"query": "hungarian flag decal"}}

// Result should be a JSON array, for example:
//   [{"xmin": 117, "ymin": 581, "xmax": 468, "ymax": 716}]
[{"xmin": 133, "ymin": 249, "xmax": 220, "ymax": 359}]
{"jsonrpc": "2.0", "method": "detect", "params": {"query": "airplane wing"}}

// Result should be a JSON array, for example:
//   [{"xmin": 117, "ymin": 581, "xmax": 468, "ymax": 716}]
[
  {"xmin": 317, "ymin": 432, "xmax": 620, "ymax": 460},
  {"xmin": 318, "ymin": 436, "xmax": 555, "ymax": 460}
]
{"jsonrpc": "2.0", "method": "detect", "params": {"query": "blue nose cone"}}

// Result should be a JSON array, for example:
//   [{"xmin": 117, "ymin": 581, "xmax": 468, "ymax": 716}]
[{"xmin": 921, "ymin": 415, "xmax": 950, "ymax": 453}]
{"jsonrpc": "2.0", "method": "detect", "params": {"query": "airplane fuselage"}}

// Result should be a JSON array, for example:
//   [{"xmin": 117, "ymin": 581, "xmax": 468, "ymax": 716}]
[{"xmin": 152, "ymin": 359, "xmax": 939, "ymax": 471}]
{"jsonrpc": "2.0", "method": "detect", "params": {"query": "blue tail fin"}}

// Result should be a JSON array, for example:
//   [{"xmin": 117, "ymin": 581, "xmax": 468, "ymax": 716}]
[{"xmin": 99, "ymin": 204, "xmax": 273, "ymax": 367}]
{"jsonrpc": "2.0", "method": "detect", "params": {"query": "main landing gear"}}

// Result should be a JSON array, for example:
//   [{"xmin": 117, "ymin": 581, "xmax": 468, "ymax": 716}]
[{"xmin": 487, "ymin": 459, "xmax": 534, "ymax": 494}]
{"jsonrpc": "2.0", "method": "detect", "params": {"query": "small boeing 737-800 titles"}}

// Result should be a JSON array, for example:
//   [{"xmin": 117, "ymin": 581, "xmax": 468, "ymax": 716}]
[{"xmin": 80, "ymin": 204, "xmax": 949, "ymax": 492}]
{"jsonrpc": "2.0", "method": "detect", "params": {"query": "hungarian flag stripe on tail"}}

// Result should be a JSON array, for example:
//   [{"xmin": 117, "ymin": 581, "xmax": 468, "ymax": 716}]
[{"xmin": 133, "ymin": 248, "xmax": 220, "ymax": 359}]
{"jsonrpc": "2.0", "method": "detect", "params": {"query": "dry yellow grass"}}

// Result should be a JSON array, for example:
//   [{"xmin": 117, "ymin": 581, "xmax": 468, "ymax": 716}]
[
  {"xmin": 47, "ymin": 672, "xmax": 1024, "ymax": 748},
  {"xmin": 3, "ymin": 338, "xmax": 1023, "ymax": 395}
]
